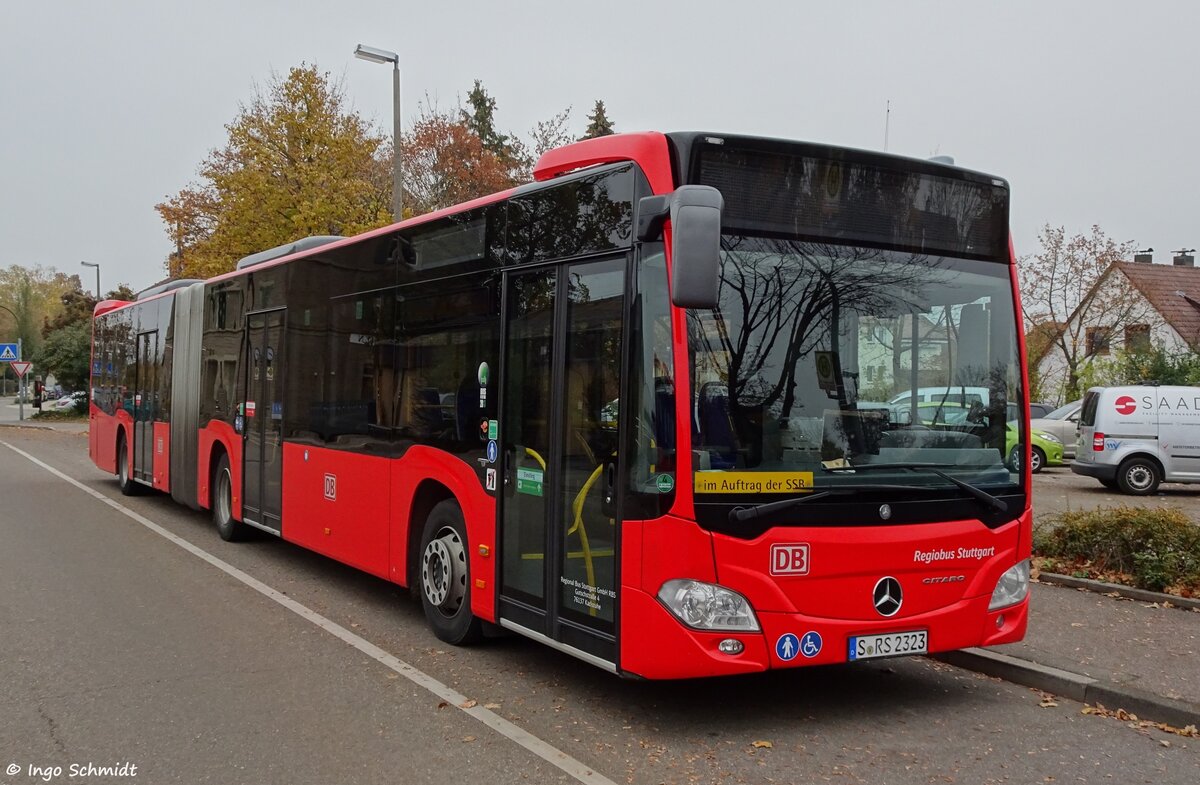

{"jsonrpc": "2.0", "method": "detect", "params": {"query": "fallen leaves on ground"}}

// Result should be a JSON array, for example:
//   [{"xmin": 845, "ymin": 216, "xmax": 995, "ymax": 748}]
[
  {"xmin": 751, "ymin": 740, "xmax": 773, "ymax": 749},
  {"xmin": 460, "ymin": 699, "xmax": 478, "ymax": 709},
  {"xmin": 1082, "ymin": 703, "xmax": 1200, "ymax": 737}
]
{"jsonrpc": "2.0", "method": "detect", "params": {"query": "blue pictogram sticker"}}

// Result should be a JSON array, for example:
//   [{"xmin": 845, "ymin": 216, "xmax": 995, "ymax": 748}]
[
  {"xmin": 776, "ymin": 633, "xmax": 800, "ymax": 661},
  {"xmin": 486, "ymin": 440, "xmax": 498, "ymax": 463},
  {"xmin": 800, "ymin": 631, "xmax": 822, "ymax": 658}
]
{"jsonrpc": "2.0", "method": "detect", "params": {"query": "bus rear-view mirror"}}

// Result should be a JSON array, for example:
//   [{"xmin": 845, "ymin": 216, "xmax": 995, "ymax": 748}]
[
  {"xmin": 668, "ymin": 185, "xmax": 723, "ymax": 309},
  {"xmin": 637, "ymin": 186, "xmax": 724, "ymax": 310}
]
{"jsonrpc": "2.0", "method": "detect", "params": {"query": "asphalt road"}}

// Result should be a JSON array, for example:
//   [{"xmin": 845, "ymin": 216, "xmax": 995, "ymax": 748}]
[{"xmin": 1, "ymin": 427, "xmax": 1196, "ymax": 785}]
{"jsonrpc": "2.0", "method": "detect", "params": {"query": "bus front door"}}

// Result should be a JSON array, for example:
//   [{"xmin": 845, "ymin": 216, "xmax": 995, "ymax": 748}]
[
  {"xmin": 242, "ymin": 309, "xmax": 285, "ymax": 534},
  {"xmin": 498, "ymin": 258, "xmax": 626, "ymax": 666}
]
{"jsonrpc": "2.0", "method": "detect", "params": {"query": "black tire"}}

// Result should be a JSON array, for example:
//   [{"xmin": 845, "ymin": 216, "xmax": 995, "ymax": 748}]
[
  {"xmin": 1030, "ymin": 446, "xmax": 1046, "ymax": 474},
  {"xmin": 418, "ymin": 500, "xmax": 482, "ymax": 645},
  {"xmin": 117, "ymin": 436, "xmax": 139, "ymax": 496},
  {"xmin": 1007, "ymin": 446, "xmax": 1021, "ymax": 473},
  {"xmin": 212, "ymin": 453, "xmax": 246, "ymax": 541},
  {"xmin": 1116, "ymin": 456, "xmax": 1161, "ymax": 496}
]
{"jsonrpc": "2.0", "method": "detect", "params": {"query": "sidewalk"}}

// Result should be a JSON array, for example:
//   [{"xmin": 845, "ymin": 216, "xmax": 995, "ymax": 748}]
[
  {"xmin": 0, "ymin": 402, "xmax": 89, "ymax": 433},
  {"xmin": 942, "ymin": 580, "xmax": 1200, "ymax": 728}
]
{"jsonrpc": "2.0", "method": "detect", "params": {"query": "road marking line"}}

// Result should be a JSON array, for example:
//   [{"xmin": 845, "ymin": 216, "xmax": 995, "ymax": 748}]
[{"xmin": 2, "ymin": 441, "xmax": 617, "ymax": 785}]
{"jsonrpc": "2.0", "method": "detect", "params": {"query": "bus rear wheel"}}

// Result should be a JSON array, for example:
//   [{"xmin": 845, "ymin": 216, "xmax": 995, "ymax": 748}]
[
  {"xmin": 419, "ymin": 500, "xmax": 482, "ymax": 645},
  {"xmin": 117, "ymin": 437, "xmax": 139, "ymax": 496},
  {"xmin": 212, "ymin": 453, "xmax": 246, "ymax": 541}
]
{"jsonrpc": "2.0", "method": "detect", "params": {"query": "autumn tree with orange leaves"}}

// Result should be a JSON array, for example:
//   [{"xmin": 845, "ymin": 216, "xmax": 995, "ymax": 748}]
[
  {"xmin": 157, "ymin": 65, "xmax": 392, "ymax": 278},
  {"xmin": 157, "ymin": 66, "xmax": 610, "ymax": 277}
]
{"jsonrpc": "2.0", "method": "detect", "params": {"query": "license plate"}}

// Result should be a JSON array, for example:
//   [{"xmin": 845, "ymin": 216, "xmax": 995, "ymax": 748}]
[{"xmin": 848, "ymin": 630, "xmax": 928, "ymax": 661}]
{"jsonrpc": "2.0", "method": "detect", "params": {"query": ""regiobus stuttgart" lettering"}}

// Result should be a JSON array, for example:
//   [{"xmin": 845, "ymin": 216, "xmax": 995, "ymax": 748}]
[{"xmin": 914, "ymin": 546, "xmax": 996, "ymax": 564}]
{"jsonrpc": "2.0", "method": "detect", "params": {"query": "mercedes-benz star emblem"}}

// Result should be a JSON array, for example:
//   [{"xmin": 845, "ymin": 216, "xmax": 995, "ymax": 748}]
[
  {"xmin": 873, "ymin": 576, "xmax": 903, "ymax": 617},
  {"xmin": 878, "ymin": 504, "xmax": 892, "ymax": 520}
]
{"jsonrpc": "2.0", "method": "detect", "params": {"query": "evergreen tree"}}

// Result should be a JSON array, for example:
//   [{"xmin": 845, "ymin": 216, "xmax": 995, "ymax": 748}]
[
  {"xmin": 461, "ymin": 80, "xmax": 512, "ymax": 160},
  {"xmin": 582, "ymin": 100, "xmax": 615, "ymax": 139}
]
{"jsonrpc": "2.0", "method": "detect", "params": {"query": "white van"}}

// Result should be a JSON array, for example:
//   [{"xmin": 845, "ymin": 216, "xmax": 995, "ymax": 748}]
[
  {"xmin": 888, "ymin": 386, "xmax": 990, "ymax": 407},
  {"xmin": 1072, "ymin": 384, "xmax": 1200, "ymax": 494}
]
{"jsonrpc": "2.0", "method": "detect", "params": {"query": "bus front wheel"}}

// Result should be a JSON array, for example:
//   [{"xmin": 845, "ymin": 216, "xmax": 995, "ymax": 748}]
[{"xmin": 418, "ymin": 500, "xmax": 482, "ymax": 645}]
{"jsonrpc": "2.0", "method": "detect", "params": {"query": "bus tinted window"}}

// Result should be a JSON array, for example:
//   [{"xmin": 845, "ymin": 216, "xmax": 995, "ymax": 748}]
[{"xmin": 507, "ymin": 164, "xmax": 634, "ymax": 264}]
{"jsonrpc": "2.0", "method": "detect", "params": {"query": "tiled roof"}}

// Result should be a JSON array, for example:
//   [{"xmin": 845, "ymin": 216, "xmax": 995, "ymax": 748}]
[{"xmin": 1115, "ymin": 261, "xmax": 1200, "ymax": 347}]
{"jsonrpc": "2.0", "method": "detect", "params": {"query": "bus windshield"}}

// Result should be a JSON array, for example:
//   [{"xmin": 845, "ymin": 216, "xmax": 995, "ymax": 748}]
[{"xmin": 687, "ymin": 237, "xmax": 1023, "ymax": 495}]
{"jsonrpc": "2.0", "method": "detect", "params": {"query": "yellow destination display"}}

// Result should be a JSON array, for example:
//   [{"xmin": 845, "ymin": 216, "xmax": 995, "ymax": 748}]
[{"xmin": 694, "ymin": 471, "xmax": 815, "ymax": 494}]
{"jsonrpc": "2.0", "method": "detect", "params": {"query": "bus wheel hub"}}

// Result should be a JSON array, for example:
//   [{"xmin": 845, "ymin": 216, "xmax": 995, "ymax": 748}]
[{"xmin": 422, "ymin": 528, "xmax": 466, "ymax": 614}]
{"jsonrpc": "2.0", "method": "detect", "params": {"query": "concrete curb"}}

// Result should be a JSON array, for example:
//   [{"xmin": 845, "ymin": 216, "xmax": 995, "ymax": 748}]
[
  {"xmin": 0, "ymin": 421, "xmax": 88, "ymax": 434},
  {"xmin": 936, "ymin": 648, "xmax": 1200, "ymax": 729},
  {"xmin": 1036, "ymin": 572, "xmax": 1200, "ymax": 611}
]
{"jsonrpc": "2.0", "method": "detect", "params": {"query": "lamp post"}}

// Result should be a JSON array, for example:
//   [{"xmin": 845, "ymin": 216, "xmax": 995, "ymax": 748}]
[
  {"xmin": 354, "ymin": 43, "xmax": 403, "ymax": 223},
  {"xmin": 80, "ymin": 261, "xmax": 101, "ymax": 299}
]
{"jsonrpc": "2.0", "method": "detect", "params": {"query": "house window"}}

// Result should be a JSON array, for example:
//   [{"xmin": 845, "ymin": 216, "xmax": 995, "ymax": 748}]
[
  {"xmin": 1086, "ymin": 326, "xmax": 1111, "ymax": 356},
  {"xmin": 1125, "ymin": 324, "xmax": 1151, "ymax": 353}
]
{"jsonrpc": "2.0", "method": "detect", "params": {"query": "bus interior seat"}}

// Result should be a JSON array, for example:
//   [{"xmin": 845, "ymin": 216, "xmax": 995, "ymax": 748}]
[{"xmin": 697, "ymin": 382, "xmax": 738, "ymax": 469}]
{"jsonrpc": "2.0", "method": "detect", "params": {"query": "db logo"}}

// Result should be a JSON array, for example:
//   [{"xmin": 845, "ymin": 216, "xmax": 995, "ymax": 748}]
[
  {"xmin": 1115, "ymin": 395, "xmax": 1137, "ymax": 415},
  {"xmin": 770, "ymin": 543, "xmax": 810, "ymax": 575},
  {"xmin": 323, "ymin": 473, "xmax": 337, "ymax": 501}
]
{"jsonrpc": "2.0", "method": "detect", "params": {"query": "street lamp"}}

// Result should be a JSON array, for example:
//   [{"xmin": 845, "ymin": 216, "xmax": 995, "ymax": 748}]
[
  {"xmin": 80, "ymin": 261, "xmax": 101, "ymax": 299},
  {"xmin": 354, "ymin": 43, "xmax": 403, "ymax": 223}
]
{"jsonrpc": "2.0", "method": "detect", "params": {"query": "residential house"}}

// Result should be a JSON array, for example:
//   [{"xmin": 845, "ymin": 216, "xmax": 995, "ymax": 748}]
[{"xmin": 1035, "ymin": 252, "xmax": 1200, "ymax": 402}]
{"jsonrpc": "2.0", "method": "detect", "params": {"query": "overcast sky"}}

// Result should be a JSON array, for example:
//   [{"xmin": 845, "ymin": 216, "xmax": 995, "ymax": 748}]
[{"xmin": 1, "ymin": 1, "xmax": 1195, "ymax": 292}]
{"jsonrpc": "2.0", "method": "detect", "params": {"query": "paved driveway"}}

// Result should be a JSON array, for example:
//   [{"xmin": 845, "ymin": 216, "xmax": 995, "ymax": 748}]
[{"xmin": 1033, "ymin": 463, "xmax": 1200, "ymax": 521}]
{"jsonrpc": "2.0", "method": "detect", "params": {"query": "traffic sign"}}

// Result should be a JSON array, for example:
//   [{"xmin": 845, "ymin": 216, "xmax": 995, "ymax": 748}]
[
  {"xmin": 9, "ymin": 361, "xmax": 31, "ymax": 378},
  {"xmin": 0, "ymin": 343, "xmax": 18, "ymax": 361}
]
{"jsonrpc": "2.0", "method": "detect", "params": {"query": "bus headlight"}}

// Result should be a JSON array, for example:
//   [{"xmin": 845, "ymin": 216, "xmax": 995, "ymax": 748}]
[
  {"xmin": 657, "ymin": 579, "xmax": 760, "ymax": 631},
  {"xmin": 989, "ymin": 559, "xmax": 1030, "ymax": 610}
]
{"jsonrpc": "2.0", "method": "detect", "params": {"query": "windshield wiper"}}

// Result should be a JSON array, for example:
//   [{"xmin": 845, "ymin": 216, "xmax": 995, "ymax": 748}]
[
  {"xmin": 823, "ymin": 463, "xmax": 1008, "ymax": 513},
  {"xmin": 728, "ymin": 484, "xmax": 920, "ymax": 524}
]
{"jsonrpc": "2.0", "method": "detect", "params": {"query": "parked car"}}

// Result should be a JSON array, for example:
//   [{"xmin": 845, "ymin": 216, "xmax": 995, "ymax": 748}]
[
  {"xmin": 1073, "ymin": 384, "xmax": 1200, "ymax": 494},
  {"xmin": 1029, "ymin": 402, "xmax": 1054, "ymax": 419},
  {"xmin": 1006, "ymin": 421, "xmax": 1064, "ymax": 473},
  {"xmin": 903, "ymin": 402, "xmax": 1062, "ymax": 473},
  {"xmin": 1029, "ymin": 400, "xmax": 1082, "ymax": 459}
]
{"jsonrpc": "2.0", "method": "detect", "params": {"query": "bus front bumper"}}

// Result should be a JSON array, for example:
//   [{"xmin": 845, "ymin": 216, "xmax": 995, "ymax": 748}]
[{"xmin": 619, "ymin": 588, "xmax": 1028, "ymax": 680}]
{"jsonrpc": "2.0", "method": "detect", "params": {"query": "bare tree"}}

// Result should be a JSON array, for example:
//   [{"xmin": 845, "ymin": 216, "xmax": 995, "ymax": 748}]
[{"xmin": 1020, "ymin": 225, "xmax": 1157, "ymax": 401}]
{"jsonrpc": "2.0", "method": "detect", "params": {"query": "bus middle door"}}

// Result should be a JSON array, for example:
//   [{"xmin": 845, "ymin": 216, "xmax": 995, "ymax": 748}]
[{"xmin": 242, "ymin": 309, "xmax": 285, "ymax": 534}]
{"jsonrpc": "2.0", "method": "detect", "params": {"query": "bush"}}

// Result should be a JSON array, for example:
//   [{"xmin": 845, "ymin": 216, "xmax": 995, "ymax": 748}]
[{"xmin": 1035, "ymin": 506, "xmax": 1200, "ymax": 594}]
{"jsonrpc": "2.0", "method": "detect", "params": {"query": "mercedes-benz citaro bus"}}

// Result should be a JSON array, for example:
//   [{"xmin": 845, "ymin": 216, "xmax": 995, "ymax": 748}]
[{"xmin": 89, "ymin": 132, "xmax": 1031, "ymax": 679}]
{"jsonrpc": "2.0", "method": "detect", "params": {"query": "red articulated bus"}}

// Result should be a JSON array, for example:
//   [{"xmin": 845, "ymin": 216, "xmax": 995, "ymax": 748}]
[{"xmin": 89, "ymin": 132, "xmax": 1031, "ymax": 678}]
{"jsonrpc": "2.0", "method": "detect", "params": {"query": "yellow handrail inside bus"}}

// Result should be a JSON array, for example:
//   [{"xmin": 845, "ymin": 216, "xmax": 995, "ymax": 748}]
[
  {"xmin": 524, "ymin": 447, "xmax": 546, "ymax": 471},
  {"xmin": 518, "ymin": 445, "xmax": 613, "ymax": 618}
]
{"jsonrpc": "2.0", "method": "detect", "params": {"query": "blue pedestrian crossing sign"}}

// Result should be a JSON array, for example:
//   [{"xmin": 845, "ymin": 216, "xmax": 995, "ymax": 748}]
[
  {"xmin": 0, "ymin": 343, "xmax": 18, "ymax": 362},
  {"xmin": 776, "ymin": 633, "xmax": 800, "ymax": 661}
]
